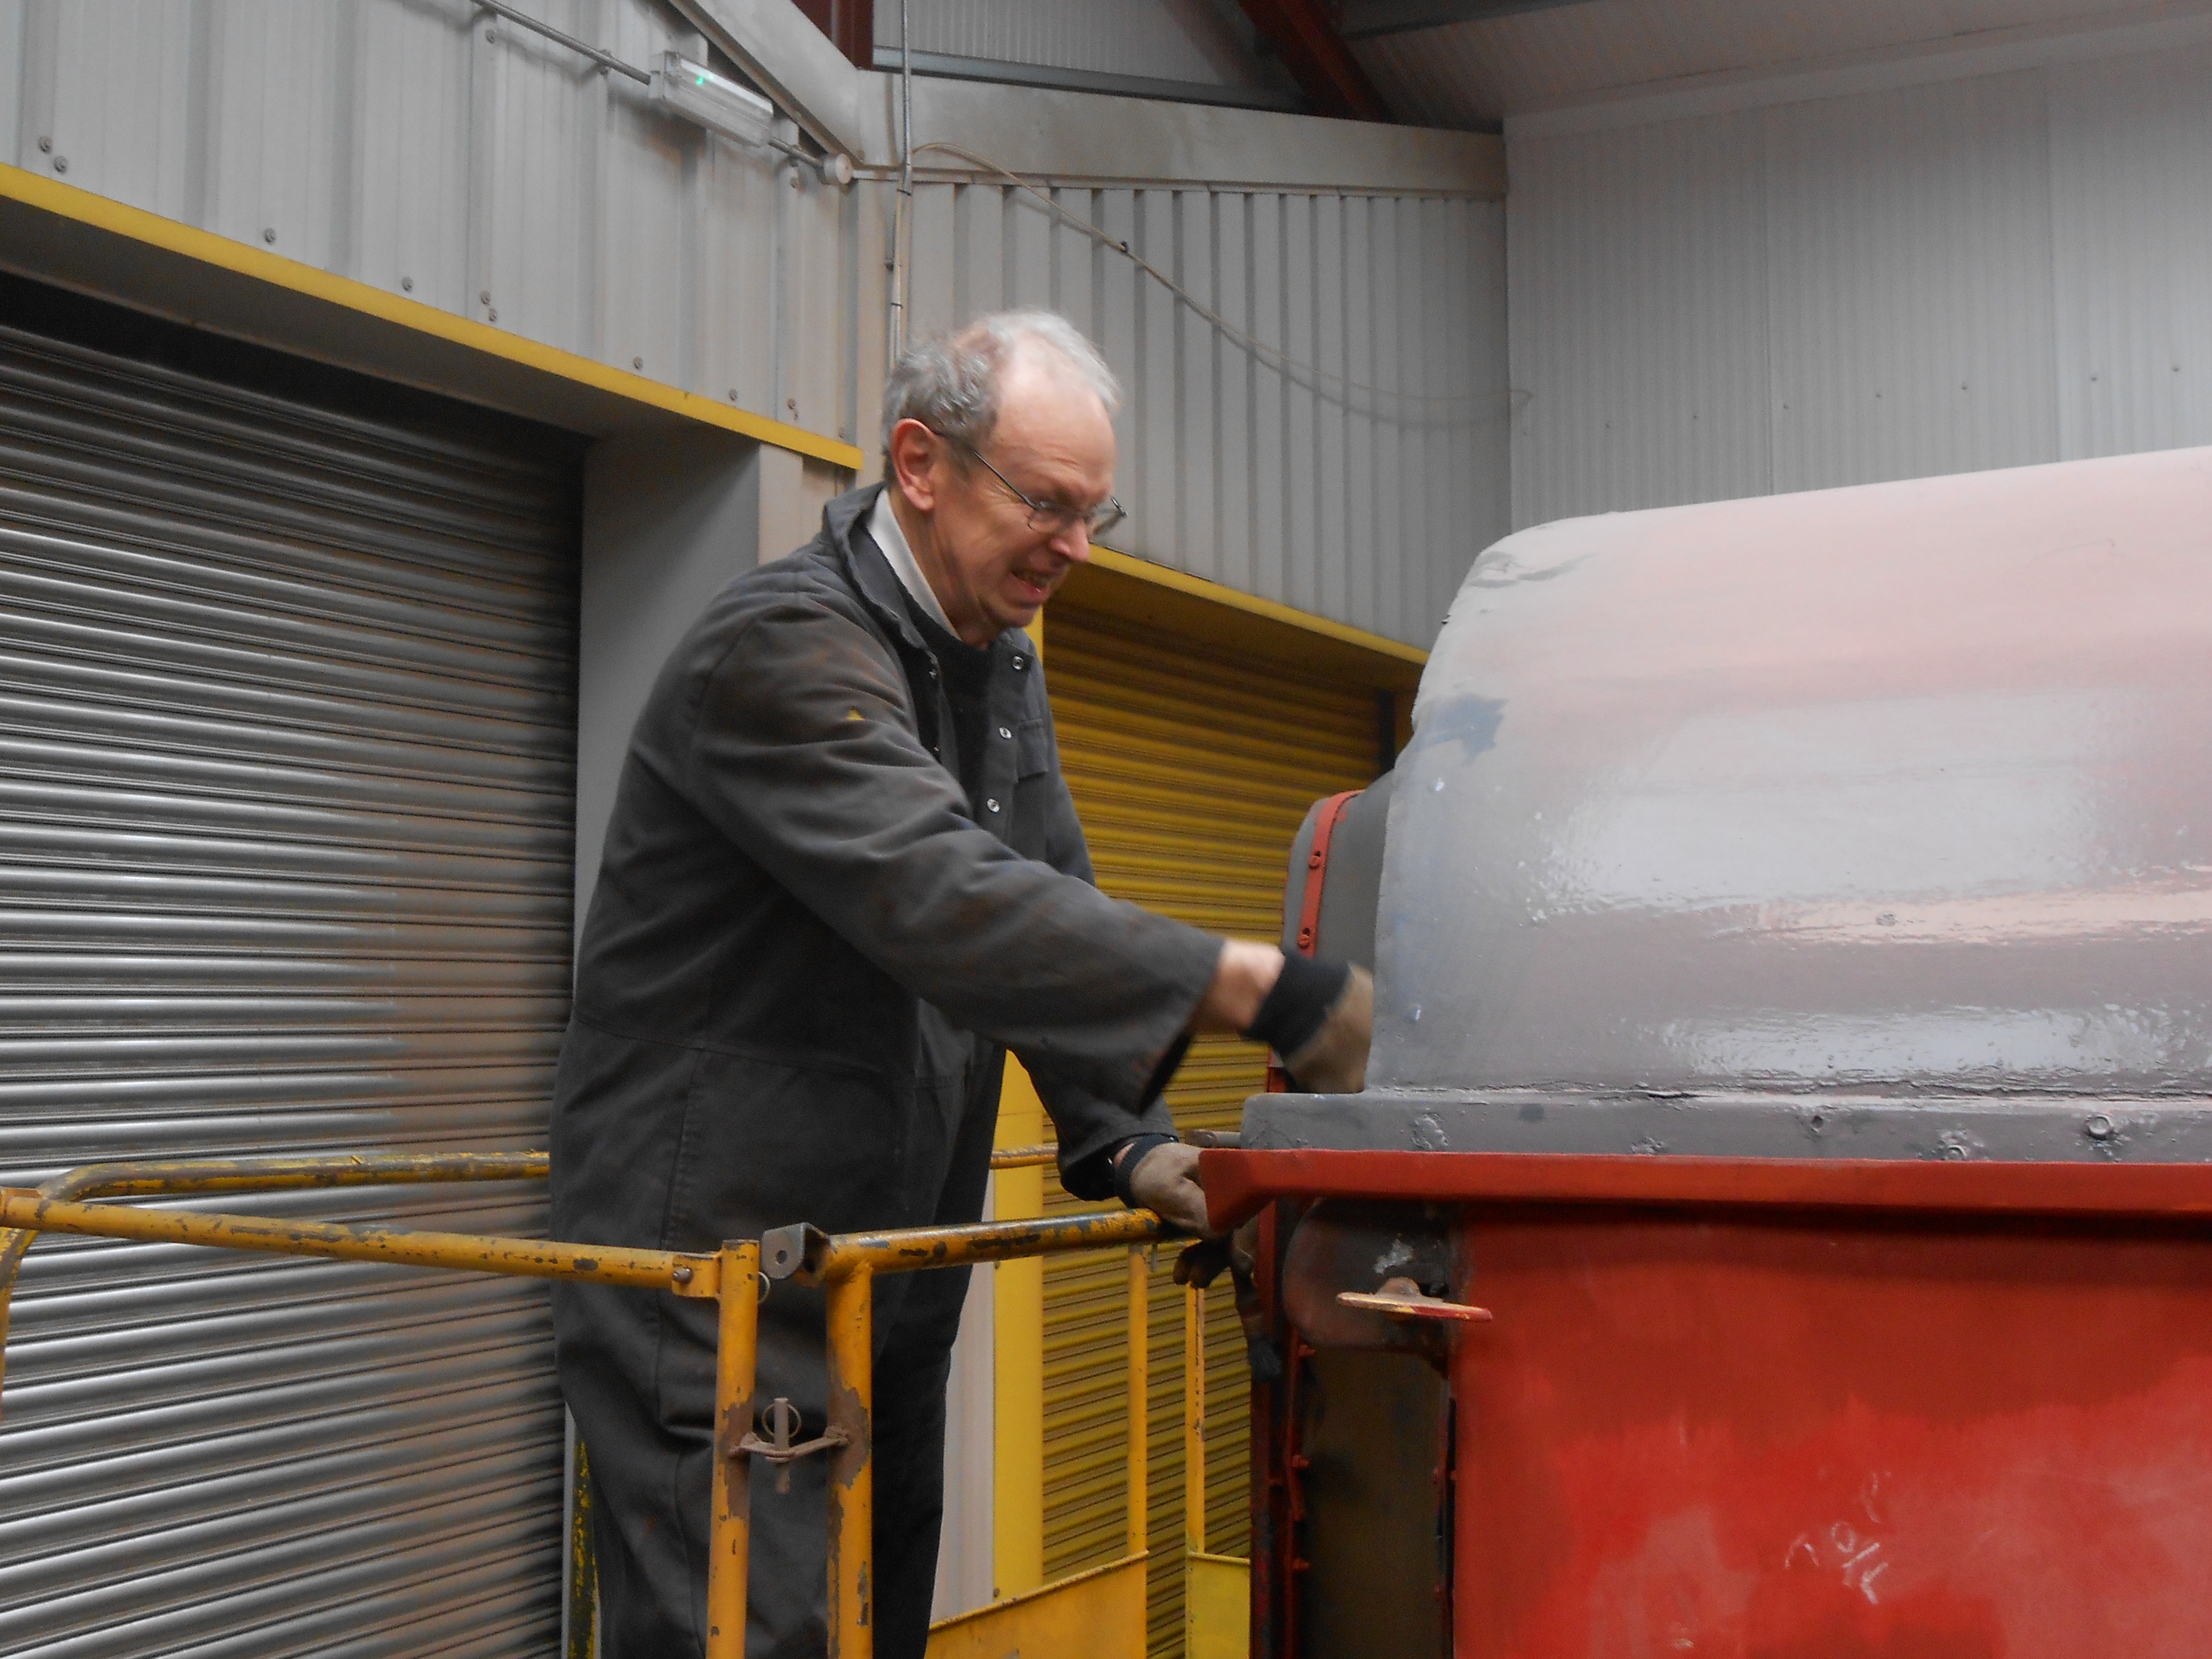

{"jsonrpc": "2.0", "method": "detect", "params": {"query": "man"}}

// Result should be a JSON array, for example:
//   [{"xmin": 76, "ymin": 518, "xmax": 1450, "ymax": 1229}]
[{"xmin": 550, "ymin": 310, "xmax": 1370, "ymax": 1657}]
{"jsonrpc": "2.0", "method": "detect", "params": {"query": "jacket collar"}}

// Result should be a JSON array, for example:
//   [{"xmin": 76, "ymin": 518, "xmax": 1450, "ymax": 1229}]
[
  {"xmin": 831, "ymin": 483, "xmax": 931, "ymax": 654},
  {"xmin": 825, "ymin": 481, "xmax": 1040, "ymax": 668}
]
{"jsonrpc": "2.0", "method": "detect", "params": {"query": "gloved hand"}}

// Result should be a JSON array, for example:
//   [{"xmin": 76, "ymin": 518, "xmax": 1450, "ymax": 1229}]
[
  {"xmin": 1122, "ymin": 1140, "xmax": 1220, "ymax": 1237},
  {"xmin": 1246, "ymin": 957, "xmax": 1373, "ymax": 1094}
]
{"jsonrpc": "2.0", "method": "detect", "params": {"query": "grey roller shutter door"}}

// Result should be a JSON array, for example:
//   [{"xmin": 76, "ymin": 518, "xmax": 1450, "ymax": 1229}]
[{"xmin": 0, "ymin": 310, "xmax": 580, "ymax": 1656}]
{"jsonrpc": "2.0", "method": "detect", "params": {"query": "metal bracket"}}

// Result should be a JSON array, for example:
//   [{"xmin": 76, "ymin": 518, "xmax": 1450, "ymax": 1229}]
[
  {"xmin": 1336, "ymin": 1276, "xmax": 1491, "ymax": 1323},
  {"xmin": 736, "ymin": 1396, "xmax": 853, "ymax": 1493}
]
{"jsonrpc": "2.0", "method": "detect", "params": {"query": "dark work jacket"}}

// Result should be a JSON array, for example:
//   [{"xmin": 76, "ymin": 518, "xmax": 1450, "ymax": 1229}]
[
  {"xmin": 549, "ymin": 484, "xmax": 1220, "ymax": 1657},
  {"xmin": 551, "ymin": 480, "xmax": 1216, "ymax": 1255}
]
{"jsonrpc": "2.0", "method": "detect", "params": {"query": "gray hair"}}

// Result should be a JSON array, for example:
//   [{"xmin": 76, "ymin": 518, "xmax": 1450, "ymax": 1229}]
[{"xmin": 880, "ymin": 309, "xmax": 1121, "ymax": 459}]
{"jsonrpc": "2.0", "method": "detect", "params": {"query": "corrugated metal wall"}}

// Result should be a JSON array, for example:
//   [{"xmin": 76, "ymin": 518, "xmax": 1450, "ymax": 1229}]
[
  {"xmin": 3, "ymin": 0, "xmax": 859, "ymax": 450},
  {"xmin": 3, "ymin": 0, "xmax": 1507, "ymax": 646},
  {"xmin": 902, "ymin": 181, "xmax": 1509, "ymax": 646},
  {"xmin": 1507, "ymin": 43, "xmax": 2212, "ymax": 529}
]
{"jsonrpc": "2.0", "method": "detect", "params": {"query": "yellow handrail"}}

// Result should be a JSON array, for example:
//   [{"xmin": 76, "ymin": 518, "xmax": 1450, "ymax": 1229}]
[
  {"xmin": 0, "ymin": 1150, "xmax": 1180, "ymax": 1659},
  {"xmin": 763, "ymin": 1209, "xmax": 1173, "ymax": 1658}
]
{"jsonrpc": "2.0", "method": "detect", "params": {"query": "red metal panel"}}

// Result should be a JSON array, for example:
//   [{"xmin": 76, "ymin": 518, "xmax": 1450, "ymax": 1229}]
[
  {"xmin": 1216, "ymin": 1147, "xmax": 2212, "ymax": 1655},
  {"xmin": 1450, "ymin": 1208, "xmax": 2212, "ymax": 1657},
  {"xmin": 1201, "ymin": 1148, "xmax": 2212, "ymax": 1231}
]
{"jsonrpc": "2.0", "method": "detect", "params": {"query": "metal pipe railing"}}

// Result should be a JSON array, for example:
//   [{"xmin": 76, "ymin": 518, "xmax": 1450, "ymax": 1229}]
[
  {"xmin": 763, "ymin": 1207, "xmax": 1171, "ymax": 1657},
  {"xmin": 0, "ymin": 1151, "xmax": 558, "ymax": 1408},
  {"xmin": 0, "ymin": 1145, "xmax": 1168, "ymax": 1659}
]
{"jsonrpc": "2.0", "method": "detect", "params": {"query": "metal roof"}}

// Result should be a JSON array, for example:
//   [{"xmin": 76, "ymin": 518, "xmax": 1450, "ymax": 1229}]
[{"xmin": 1344, "ymin": 0, "xmax": 2211, "ymax": 128}]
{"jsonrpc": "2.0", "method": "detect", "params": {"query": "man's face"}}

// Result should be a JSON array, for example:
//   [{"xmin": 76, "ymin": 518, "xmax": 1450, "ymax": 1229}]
[{"xmin": 895, "ymin": 353, "xmax": 1118, "ymax": 644}]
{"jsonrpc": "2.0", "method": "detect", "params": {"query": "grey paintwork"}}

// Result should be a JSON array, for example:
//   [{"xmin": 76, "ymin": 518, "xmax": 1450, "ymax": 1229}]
[
  {"xmin": 1248, "ymin": 446, "xmax": 2212, "ymax": 1158},
  {"xmin": 1243, "ymin": 1091, "xmax": 2212, "ymax": 1163}
]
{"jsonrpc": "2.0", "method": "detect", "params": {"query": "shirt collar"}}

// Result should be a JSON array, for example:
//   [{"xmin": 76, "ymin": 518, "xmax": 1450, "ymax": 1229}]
[{"xmin": 868, "ymin": 486, "xmax": 958, "ymax": 636}]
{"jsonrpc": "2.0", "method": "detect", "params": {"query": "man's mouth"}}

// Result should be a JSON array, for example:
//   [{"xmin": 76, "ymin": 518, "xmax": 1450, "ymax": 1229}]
[{"xmin": 1010, "ymin": 568, "xmax": 1055, "ymax": 604}]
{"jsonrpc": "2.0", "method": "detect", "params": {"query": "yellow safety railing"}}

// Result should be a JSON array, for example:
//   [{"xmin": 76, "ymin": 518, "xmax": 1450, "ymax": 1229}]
[
  {"xmin": 1183, "ymin": 1278, "xmax": 1252, "ymax": 1659},
  {"xmin": 0, "ymin": 1145, "xmax": 1190, "ymax": 1659}
]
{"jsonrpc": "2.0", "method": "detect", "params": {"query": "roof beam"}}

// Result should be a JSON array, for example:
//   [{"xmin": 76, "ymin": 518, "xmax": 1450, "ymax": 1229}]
[{"xmin": 1232, "ymin": 0, "xmax": 1393, "ymax": 122}]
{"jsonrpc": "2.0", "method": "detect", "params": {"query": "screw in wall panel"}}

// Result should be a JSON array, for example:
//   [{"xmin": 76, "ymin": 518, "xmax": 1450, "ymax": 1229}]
[
  {"xmin": 401, "ymin": 276, "xmax": 414, "ymax": 292},
  {"xmin": 52, "ymin": 157, "xmax": 66, "ymax": 173},
  {"xmin": 633, "ymin": 356, "xmax": 644, "ymax": 371},
  {"xmin": 37, "ymin": 136, "xmax": 50, "ymax": 153},
  {"xmin": 263, "ymin": 228, "xmax": 276, "ymax": 243}
]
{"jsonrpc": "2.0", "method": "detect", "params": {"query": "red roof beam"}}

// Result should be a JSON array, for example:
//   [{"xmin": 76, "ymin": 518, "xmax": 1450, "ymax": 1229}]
[{"xmin": 1235, "ymin": 0, "xmax": 1394, "ymax": 123}]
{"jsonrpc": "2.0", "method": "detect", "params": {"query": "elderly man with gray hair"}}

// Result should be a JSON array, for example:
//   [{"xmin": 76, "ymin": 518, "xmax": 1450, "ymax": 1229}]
[{"xmin": 548, "ymin": 310, "xmax": 1371, "ymax": 1657}]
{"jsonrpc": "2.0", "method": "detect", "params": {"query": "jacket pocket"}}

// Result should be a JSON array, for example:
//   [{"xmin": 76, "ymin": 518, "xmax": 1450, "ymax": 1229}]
[{"xmin": 1015, "ymin": 716, "xmax": 1053, "ymax": 778}]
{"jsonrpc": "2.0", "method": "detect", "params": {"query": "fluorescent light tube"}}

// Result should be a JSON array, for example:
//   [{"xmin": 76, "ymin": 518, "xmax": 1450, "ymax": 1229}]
[{"xmin": 650, "ymin": 52, "xmax": 775, "ymax": 150}]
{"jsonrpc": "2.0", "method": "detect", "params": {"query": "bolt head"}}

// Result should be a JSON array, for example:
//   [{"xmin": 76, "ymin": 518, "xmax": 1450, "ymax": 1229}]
[
  {"xmin": 633, "ymin": 356, "xmax": 645, "ymax": 371},
  {"xmin": 52, "ymin": 156, "xmax": 66, "ymax": 174},
  {"xmin": 263, "ymin": 227, "xmax": 276, "ymax": 244},
  {"xmin": 401, "ymin": 276, "xmax": 414, "ymax": 292},
  {"xmin": 37, "ymin": 136, "xmax": 51, "ymax": 154}
]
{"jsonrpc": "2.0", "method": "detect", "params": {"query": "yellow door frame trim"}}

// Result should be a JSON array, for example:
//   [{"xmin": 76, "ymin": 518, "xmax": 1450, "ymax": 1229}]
[
  {"xmin": 1076, "ymin": 545, "xmax": 1428, "ymax": 689},
  {"xmin": 0, "ymin": 163, "xmax": 865, "ymax": 471}
]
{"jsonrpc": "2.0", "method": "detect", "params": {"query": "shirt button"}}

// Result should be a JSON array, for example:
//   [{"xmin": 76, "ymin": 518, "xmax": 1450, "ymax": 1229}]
[
  {"xmin": 1011, "ymin": 657, "xmax": 1026, "ymax": 671},
  {"xmin": 998, "ymin": 726, "xmax": 1012, "ymax": 740},
  {"xmin": 986, "ymin": 798, "xmax": 1001, "ymax": 813}
]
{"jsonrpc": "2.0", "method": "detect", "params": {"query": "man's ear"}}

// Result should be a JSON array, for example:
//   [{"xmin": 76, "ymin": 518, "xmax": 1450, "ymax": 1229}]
[{"xmin": 888, "ymin": 419, "xmax": 940, "ymax": 513}]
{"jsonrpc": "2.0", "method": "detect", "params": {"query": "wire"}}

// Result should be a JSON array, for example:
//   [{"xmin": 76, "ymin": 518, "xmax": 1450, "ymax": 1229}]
[
  {"xmin": 476, "ymin": 0, "xmax": 649, "ymax": 83},
  {"xmin": 906, "ymin": 141, "xmax": 1500, "ymax": 419}
]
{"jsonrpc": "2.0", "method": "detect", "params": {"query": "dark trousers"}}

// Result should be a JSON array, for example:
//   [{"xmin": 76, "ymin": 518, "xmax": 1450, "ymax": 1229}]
[{"xmin": 563, "ymin": 1260, "xmax": 974, "ymax": 1659}]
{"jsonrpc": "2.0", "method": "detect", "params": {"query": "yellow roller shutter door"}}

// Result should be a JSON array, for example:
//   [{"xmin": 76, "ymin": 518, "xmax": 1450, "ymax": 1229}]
[{"xmin": 1041, "ymin": 600, "xmax": 1381, "ymax": 1658}]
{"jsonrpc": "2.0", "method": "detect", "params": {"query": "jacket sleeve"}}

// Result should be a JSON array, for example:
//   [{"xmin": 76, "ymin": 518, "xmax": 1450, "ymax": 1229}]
[{"xmin": 675, "ymin": 593, "xmax": 1222, "ymax": 1109}]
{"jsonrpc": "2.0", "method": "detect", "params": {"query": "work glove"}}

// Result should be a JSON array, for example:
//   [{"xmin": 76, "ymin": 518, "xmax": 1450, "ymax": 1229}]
[
  {"xmin": 1115, "ymin": 1138, "xmax": 1220, "ymax": 1237},
  {"xmin": 1245, "ymin": 956, "xmax": 1373, "ymax": 1094}
]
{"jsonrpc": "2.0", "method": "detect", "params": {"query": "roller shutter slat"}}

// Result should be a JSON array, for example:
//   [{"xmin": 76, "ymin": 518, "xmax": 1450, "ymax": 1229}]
[
  {"xmin": 0, "ymin": 317, "xmax": 578, "ymax": 1656},
  {"xmin": 1041, "ymin": 603, "xmax": 1377, "ymax": 1657}
]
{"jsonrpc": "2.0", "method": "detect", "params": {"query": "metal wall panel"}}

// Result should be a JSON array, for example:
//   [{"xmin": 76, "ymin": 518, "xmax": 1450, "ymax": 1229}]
[
  {"xmin": 2047, "ymin": 43, "xmax": 2212, "ymax": 462},
  {"xmin": 0, "ymin": 312, "xmax": 579, "ymax": 1656},
  {"xmin": 11, "ymin": 0, "xmax": 863, "ymax": 450},
  {"xmin": 9, "ymin": 0, "xmax": 1502, "ymax": 643},
  {"xmin": 1764, "ymin": 70, "xmax": 2060, "ymax": 493},
  {"xmin": 881, "ymin": 0, "xmax": 1274, "ymax": 91},
  {"xmin": 1506, "ymin": 110, "xmax": 1773, "ymax": 530},
  {"xmin": 901, "ymin": 180, "xmax": 1510, "ymax": 644},
  {"xmin": 1507, "ymin": 45, "xmax": 2212, "ymax": 529}
]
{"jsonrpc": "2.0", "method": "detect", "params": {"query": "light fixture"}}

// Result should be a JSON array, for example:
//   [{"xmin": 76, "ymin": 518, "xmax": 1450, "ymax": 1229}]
[
  {"xmin": 651, "ymin": 53, "xmax": 854, "ymax": 187},
  {"xmin": 651, "ymin": 53, "xmax": 776, "ymax": 149}
]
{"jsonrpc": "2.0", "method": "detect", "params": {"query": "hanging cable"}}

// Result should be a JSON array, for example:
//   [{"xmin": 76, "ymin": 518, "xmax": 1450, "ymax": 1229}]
[{"xmin": 870, "ymin": 141, "xmax": 1498, "ymax": 417}]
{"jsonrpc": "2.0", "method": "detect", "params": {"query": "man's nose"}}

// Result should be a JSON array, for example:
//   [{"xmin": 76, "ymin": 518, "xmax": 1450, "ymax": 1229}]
[{"xmin": 1047, "ymin": 519, "xmax": 1094, "ymax": 564}]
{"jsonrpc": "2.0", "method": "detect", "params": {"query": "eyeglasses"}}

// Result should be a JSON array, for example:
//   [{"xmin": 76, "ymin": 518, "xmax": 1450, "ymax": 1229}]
[{"xmin": 937, "ymin": 433, "xmax": 1125, "ymax": 541}]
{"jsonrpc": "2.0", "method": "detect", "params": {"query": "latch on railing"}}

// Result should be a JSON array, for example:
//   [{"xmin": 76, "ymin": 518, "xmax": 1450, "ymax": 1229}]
[{"xmin": 737, "ymin": 1395, "xmax": 854, "ymax": 1493}]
